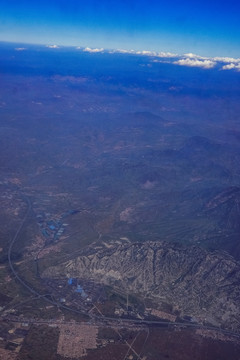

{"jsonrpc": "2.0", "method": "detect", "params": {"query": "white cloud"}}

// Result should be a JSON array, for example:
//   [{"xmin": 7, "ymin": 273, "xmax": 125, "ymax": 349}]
[
  {"xmin": 46, "ymin": 45, "xmax": 59, "ymax": 49},
  {"xmin": 135, "ymin": 50, "xmax": 157, "ymax": 56},
  {"xmin": 111, "ymin": 49, "xmax": 177, "ymax": 58},
  {"xmin": 221, "ymin": 63, "xmax": 240, "ymax": 71},
  {"xmin": 113, "ymin": 49, "xmax": 131, "ymax": 54},
  {"xmin": 183, "ymin": 53, "xmax": 207, "ymax": 60},
  {"xmin": 180, "ymin": 53, "xmax": 240, "ymax": 70},
  {"xmin": 222, "ymin": 63, "xmax": 236, "ymax": 70},
  {"xmin": 67, "ymin": 45, "xmax": 240, "ymax": 70},
  {"xmin": 152, "ymin": 59, "xmax": 170, "ymax": 64},
  {"xmin": 213, "ymin": 57, "xmax": 240, "ymax": 63},
  {"xmin": 83, "ymin": 47, "xmax": 104, "ymax": 53},
  {"xmin": 157, "ymin": 52, "xmax": 178, "ymax": 58},
  {"xmin": 184, "ymin": 53, "xmax": 198, "ymax": 58},
  {"xmin": 174, "ymin": 58, "xmax": 216, "ymax": 69},
  {"xmin": 112, "ymin": 49, "xmax": 140, "ymax": 54},
  {"xmin": 15, "ymin": 47, "xmax": 27, "ymax": 51}
]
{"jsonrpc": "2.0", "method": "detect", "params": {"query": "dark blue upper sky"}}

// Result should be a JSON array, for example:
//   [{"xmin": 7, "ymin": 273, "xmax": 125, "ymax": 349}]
[{"xmin": 1, "ymin": 0, "xmax": 240, "ymax": 57}]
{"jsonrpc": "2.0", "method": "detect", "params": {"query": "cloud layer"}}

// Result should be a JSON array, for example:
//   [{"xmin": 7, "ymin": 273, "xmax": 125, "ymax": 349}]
[
  {"xmin": 83, "ymin": 47, "xmax": 104, "ymax": 53},
  {"xmin": 173, "ymin": 58, "xmax": 216, "ymax": 69},
  {"xmin": 222, "ymin": 63, "xmax": 240, "ymax": 71},
  {"xmin": 41, "ymin": 44, "xmax": 240, "ymax": 71},
  {"xmin": 46, "ymin": 44, "xmax": 59, "ymax": 49},
  {"xmin": 110, "ymin": 49, "xmax": 240, "ymax": 71}
]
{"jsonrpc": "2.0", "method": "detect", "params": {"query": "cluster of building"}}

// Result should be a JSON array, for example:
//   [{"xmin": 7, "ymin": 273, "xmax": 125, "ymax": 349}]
[
  {"xmin": 36, "ymin": 209, "xmax": 80, "ymax": 242},
  {"xmin": 67, "ymin": 278, "xmax": 92, "ymax": 303}
]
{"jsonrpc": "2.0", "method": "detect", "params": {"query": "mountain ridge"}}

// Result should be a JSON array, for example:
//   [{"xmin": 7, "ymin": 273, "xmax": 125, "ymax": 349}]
[{"xmin": 42, "ymin": 239, "xmax": 240, "ymax": 331}]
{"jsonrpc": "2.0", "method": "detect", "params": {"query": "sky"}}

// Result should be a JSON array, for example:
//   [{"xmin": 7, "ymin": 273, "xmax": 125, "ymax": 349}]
[{"xmin": 1, "ymin": 0, "xmax": 240, "ymax": 57}]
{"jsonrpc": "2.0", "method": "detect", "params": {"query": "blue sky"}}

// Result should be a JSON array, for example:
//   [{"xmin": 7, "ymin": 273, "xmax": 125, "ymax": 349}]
[{"xmin": 1, "ymin": 0, "xmax": 240, "ymax": 57}]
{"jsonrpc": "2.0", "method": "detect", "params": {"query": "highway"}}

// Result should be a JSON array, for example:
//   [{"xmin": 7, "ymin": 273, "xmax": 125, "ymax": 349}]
[
  {"xmin": 5, "ymin": 194, "xmax": 240, "ymax": 340},
  {"xmin": 3, "ymin": 314, "xmax": 240, "ymax": 340}
]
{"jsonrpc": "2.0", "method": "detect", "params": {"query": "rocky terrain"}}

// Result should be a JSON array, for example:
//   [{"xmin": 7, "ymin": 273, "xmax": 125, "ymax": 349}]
[{"xmin": 42, "ymin": 240, "xmax": 240, "ymax": 331}]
